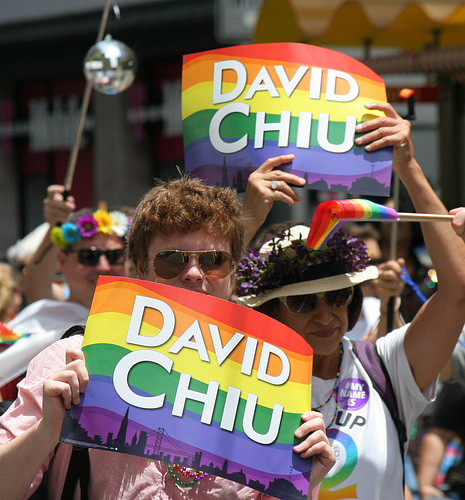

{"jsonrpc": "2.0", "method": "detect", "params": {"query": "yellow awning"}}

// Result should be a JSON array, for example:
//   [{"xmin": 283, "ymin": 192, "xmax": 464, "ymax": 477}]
[{"xmin": 253, "ymin": 0, "xmax": 465, "ymax": 50}]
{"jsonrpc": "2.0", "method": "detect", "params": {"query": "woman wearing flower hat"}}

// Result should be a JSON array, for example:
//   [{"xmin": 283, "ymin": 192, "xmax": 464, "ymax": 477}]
[
  {"xmin": 0, "ymin": 203, "xmax": 130, "ymax": 390},
  {"xmin": 237, "ymin": 102, "xmax": 465, "ymax": 499}
]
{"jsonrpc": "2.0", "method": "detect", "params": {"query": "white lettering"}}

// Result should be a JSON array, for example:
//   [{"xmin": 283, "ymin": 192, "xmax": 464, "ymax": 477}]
[
  {"xmin": 309, "ymin": 67, "xmax": 323, "ymax": 99},
  {"xmin": 296, "ymin": 111, "xmax": 312, "ymax": 149},
  {"xmin": 209, "ymin": 102, "xmax": 249, "ymax": 153},
  {"xmin": 325, "ymin": 69, "xmax": 359, "ymax": 102},
  {"xmin": 317, "ymin": 113, "xmax": 357, "ymax": 153},
  {"xmin": 254, "ymin": 110, "xmax": 291, "ymax": 149},
  {"xmin": 209, "ymin": 324, "xmax": 244, "ymax": 365},
  {"xmin": 257, "ymin": 342, "xmax": 290, "ymax": 385},
  {"xmin": 168, "ymin": 320, "xmax": 210, "ymax": 362},
  {"xmin": 244, "ymin": 66, "xmax": 279, "ymax": 100},
  {"xmin": 172, "ymin": 373, "xmax": 219, "ymax": 424},
  {"xmin": 220, "ymin": 386, "xmax": 242, "ymax": 431},
  {"xmin": 242, "ymin": 393, "xmax": 283, "ymax": 444},
  {"xmin": 126, "ymin": 295, "xmax": 175, "ymax": 347},
  {"xmin": 113, "ymin": 350, "xmax": 173, "ymax": 409},
  {"xmin": 241, "ymin": 336, "xmax": 258, "ymax": 375},
  {"xmin": 274, "ymin": 65, "xmax": 308, "ymax": 98},
  {"xmin": 339, "ymin": 389, "xmax": 366, "ymax": 399},
  {"xmin": 212, "ymin": 60, "xmax": 247, "ymax": 104}
]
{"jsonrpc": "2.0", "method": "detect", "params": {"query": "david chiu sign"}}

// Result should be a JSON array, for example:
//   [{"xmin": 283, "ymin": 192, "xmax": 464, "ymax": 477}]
[
  {"xmin": 60, "ymin": 276, "xmax": 314, "ymax": 499},
  {"xmin": 182, "ymin": 42, "xmax": 392, "ymax": 196}
]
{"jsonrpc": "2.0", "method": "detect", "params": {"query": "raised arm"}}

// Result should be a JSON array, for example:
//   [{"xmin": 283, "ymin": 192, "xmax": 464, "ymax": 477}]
[
  {"xmin": 242, "ymin": 154, "xmax": 306, "ymax": 245},
  {"xmin": 0, "ymin": 348, "xmax": 88, "ymax": 499},
  {"xmin": 22, "ymin": 185, "xmax": 75, "ymax": 304},
  {"xmin": 355, "ymin": 103, "xmax": 465, "ymax": 391}
]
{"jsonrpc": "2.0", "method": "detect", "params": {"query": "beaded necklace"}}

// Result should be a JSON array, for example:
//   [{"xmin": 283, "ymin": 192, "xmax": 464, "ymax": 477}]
[
  {"xmin": 312, "ymin": 342, "xmax": 343, "ymax": 430},
  {"xmin": 167, "ymin": 464, "xmax": 209, "ymax": 488}
]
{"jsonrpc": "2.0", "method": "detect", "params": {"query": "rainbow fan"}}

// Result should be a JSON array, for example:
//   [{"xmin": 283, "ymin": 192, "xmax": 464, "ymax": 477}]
[{"xmin": 307, "ymin": 198, "xmax": 452, "ymax": 250}]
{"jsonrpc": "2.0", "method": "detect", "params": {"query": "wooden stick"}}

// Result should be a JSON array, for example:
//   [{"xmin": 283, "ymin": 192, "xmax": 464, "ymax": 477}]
[
  {"xmin": 63, "ymin": 0, "xmax": 113, "ymax": 196},
  {"xmin": 397, "ymin": 213, "xmax": 454, "ymax": 222},
  {"xmin": 339, "ymin": 213, "xmax": 453, "ymax": 223}
]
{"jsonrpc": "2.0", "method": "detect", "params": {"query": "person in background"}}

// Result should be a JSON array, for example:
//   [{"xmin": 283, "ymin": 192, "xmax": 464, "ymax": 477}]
[
  {"xmin": 417, "ymin": 381, "xmax": 465, "ymax": 500},
  {"xmin": 376, "ymin": 183, "xmax": 437, "ymax": 324},
  {"xmin": 341, "ymin": 222, "xmax": 405, "ymax": 342},
  {"xmin": 24, "ymin": 185, "xmax": 138, "ymax": 300},
  {"xmin": 0, "ymin": 205, "xmax": 130, "ymax": 398},
  {"xmin": 0, "ymin": 175, "xmax": 335, "ymax": 499}
]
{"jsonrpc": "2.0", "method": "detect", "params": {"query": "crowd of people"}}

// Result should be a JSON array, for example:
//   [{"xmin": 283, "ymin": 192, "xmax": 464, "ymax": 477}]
[{"xmin": 1, "ymin": 101, "xmax": 465, "ymax": 499}]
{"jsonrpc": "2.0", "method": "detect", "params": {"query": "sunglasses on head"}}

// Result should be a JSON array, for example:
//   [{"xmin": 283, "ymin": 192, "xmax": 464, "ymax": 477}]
[
  {"xmin": 153, "ymin": 250, "xmax": 235, "ymax": 280},
  {"xmin": 279, "ymin": 287, "xmax": 354, "ymax": 315},
  {"xmin": 68, "ymin": 247, "xmax": 126, "ymax": 267}
]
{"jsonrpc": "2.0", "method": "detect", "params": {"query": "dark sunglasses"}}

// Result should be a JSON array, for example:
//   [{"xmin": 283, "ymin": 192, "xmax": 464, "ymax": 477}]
[
  {"xmin": 68, "ymin": 247, "xmax": 126, "ymax": 267},
  {"xmin": 279, "ymin": 287, "xmax": 354, "ymax": 315},
  {"xmin": 153, "ymin": 250, "xmax": 235, "ymax": 280}
]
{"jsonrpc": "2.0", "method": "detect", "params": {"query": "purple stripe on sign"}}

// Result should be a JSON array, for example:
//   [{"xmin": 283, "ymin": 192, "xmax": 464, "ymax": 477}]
[
  {"xmin": 183, "ymin": 138, "xmax": 392, "ymax": 195},
  {"xmin": 68, "ymin": 375, "xmax": 310, "ymax": 476}
]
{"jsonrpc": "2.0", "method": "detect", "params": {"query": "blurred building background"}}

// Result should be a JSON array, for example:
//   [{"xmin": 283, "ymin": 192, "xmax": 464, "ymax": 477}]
[{"xmin": 0, "ymin": 0, "xmax": 464, "ymax": 255}]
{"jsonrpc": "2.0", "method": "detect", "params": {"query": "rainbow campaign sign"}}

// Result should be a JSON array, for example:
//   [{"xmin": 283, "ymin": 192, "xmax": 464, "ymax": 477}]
[
  {"xmin": 60, "ymin": 276, "xmax": 314, "ymax": 499},
  {"xmin": 182, "ymin": 42, "xmax": 392, "ymax": 196}
]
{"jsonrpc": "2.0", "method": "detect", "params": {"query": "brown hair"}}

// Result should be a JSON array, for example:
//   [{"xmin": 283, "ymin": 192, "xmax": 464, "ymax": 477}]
[{"xmin": 128, "ymin": 176, "xmax": 248, "ymax": 273}]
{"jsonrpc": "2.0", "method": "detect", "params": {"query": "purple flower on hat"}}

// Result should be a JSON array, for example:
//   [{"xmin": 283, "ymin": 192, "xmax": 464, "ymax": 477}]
[
  {"xmin": 236, "ymin": 228, "xmax": 371, "ymax": 297},
  {"xmin": 77, "ymin": 215, "xmax": 98, "ymax": 238}
]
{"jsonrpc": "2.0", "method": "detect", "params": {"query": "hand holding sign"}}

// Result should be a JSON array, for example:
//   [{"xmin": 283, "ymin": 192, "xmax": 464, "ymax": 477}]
[{"xmin": 242, "ymin": 154, "xmax": 306, "ymax": 244}]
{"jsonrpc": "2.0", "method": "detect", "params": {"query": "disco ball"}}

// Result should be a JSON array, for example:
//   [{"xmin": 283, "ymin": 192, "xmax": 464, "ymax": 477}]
[{"xmin": 83, "ymin": 34, "xmax": 138, "ymax": 95}]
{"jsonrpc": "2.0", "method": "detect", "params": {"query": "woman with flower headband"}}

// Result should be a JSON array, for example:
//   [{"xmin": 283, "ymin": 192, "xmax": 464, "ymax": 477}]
[
  {"xmin": 0, "ymin": 199, "xmax": 131, "ymax": 392},
  {"xmin": 237, "ymin": 102, "xmax": 465, "ymax": 499}
]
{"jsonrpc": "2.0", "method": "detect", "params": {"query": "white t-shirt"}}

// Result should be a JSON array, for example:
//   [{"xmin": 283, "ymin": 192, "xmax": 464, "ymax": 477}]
[
  {"xmin": 0, "ymin": 299, "xmax": 89, "ymax": 386},
  {"xmin": 313, "ymin": 326, "xmax": 435, "ymax": 500}
]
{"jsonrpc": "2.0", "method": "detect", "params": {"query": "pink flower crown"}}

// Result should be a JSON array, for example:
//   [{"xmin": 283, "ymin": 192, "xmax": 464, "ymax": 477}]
[{"xmin": 50, "ymin": 209, "xmax": 131, "ymax": 250}]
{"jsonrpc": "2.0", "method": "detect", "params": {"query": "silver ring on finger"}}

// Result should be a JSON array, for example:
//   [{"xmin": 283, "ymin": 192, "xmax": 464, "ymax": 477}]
[{"xmin": 270, "ymin": 180, "xmax": 278, "ymax": 190}]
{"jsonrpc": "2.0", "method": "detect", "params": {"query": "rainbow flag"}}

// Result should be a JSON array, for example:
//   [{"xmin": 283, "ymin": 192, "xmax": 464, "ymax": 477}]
[
  {"xmin": 182, "ymin": 43, "xmax": 392, "ymax": 196},
  {"xmin": 0, "ymin": 323, "xmax": 30, "ymax": 350},
  {"xmin": 307, "ymin": 198, "xmax": 399, "ymax": 249},
  {"xmin": 60, "ymin": 276, "xmax": 314, "ymax": 499}
]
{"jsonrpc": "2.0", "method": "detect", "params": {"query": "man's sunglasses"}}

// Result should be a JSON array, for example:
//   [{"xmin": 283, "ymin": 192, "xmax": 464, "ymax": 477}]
[
  {"xmin": 279, "ymin": 287, "xmax": 354, "ymax": 315},
  {"xmin": 67, "ymin": 247, "xmax": 126, "ymax": 267},
  {"xmin": 153, "ymin": 250, "xmax": 235, "ymax": 280}
]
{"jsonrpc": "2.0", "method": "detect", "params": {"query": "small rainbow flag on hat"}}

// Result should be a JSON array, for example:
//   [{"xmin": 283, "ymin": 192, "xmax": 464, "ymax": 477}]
[{"xmin": 307, "ymin": 199, "xmax": 399, "ymax": 249}]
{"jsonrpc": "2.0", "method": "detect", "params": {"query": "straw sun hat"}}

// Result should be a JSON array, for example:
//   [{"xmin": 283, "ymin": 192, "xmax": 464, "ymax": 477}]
[{"xmin": 236, "ymin": 225, "xmax": 379, "ymax": 308}]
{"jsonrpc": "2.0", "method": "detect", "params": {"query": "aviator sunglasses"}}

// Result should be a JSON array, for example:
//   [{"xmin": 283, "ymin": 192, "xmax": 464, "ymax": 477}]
[
  {"xmin": 153, "ymin": 250, "xmax": 235, "ymax": 280},
  {"xmin": 279, "ymin": 287, "xmax": 354, "ymax": 315},
  {"xmin": 67, "ymin": 247, "xmax": 126, "ymax": 267}
]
